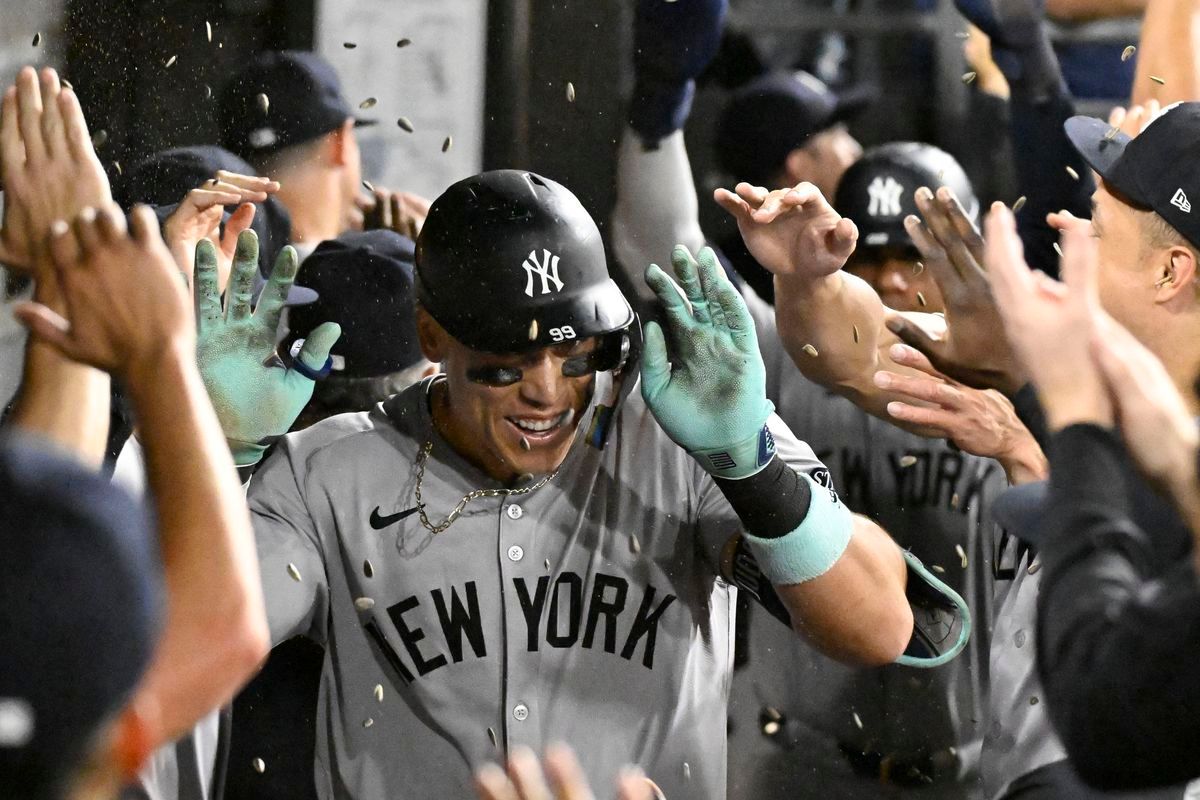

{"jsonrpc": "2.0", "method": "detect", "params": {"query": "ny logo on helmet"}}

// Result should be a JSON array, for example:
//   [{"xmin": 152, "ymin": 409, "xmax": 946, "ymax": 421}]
[
  {"xmin": 867, "ymin": 176, "xmax": 905, "ymax": 218},
  {"xmin": 523, "ymin": 249, "xmax": 565, "ymax": 297}
]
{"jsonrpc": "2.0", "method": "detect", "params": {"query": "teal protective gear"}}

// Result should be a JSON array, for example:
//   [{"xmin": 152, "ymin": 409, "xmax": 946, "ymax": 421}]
[
  {"xmin": 742, "ymin": 472, "xmax": 854, "ymax": 584},
  {"xmin": 195, "ymin": 233, "xmax": 340, "ymax": 466},
  {"xmin": 895, "ymin": 550, "xmax": 973, "ymax": 668},
  {"xmin": 640, "ymin": 245, "xmax": 775, "ymax": 479}
]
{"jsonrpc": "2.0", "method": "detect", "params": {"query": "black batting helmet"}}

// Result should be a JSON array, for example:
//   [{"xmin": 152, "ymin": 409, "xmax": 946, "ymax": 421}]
[
  {"xmin": 834, "ymin": 142, "xmax": 978, "ymax": 250},
  {"xmin": 416, "ymin": 170, "xmax": 636, "ymax": 365}
]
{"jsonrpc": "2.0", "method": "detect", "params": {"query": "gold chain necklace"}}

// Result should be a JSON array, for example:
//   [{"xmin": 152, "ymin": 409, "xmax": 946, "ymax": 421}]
[{"xmin": 413, "ymin": 439, "xmax": 561, "ymax": 534}]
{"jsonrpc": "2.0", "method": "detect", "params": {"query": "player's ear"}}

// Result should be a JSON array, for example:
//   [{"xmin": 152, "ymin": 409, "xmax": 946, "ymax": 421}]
[{"xmin": 416, "ymin": 305, "xmax": 448, "ymax": 363}]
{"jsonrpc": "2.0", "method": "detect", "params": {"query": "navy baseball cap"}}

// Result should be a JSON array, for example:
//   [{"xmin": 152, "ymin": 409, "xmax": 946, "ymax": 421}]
[
  {"xmin": 220, "ymin": 51, "xmax": 376, "ymax": 159},
  {"xmin": 118, "ymin": 145, "xmax": 317, "ymax": 307},
  {"xmin": 1066, "ymin": 102, "xmax": 1200, "ymax": 251},
  {"xmin": 715, "ymin": 71, "xmax": 873, "ymax": 187},
  {"xmin": 286, "ymin": 230, "xmax": 424, "ymax": 378},
  {"xmin": 0, "ymin": 436, "xmax": 163, "ymax": 800}
]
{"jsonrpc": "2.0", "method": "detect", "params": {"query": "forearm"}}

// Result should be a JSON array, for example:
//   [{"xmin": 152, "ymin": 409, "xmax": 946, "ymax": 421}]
[
  {"xmin": 1131, "ymin": 0, "xmax": 1200, "ymax": 107},
  {"xmin": 127, "ymin": 342, "xmax": 269, "ymax": 746},
  {"xmin": 611, "ymin": 127, "xmax": 707, "ymax": 308},
  {"xmin": 998, "ymin": 428, "xmax": 1049, "ymax": 485},
  {"xmin": 778, "ymin": 515, "xmax": 912, "ymax": 666},
  {"xmin": 9, "ymin": 280, "xmax": 110, "ymax": 468},
  {"xmin": 1038, "ymin": 425, "xmax": 1200, "ymax": 788}
]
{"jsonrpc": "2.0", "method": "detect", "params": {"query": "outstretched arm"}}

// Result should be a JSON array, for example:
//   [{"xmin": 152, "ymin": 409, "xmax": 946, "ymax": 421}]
[{"xmin": 14, "ymin": 205, "xmax": 269, "ymax": 748}]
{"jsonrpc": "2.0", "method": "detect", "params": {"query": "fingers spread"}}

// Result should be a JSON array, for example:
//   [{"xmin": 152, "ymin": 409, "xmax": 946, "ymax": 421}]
[
  {"xmin": 253, "ymin": 246, "xmax": 299, "ymax": 337},
  {"xmin": 874, "ymin": 369, "xmax": 961, "ymax": 407},
  {"xmin": 295, "ymin": 321, "xmax": 341, "ymax": 372},
  {"xmin": 37, "ymin": 67, "xmax": 64, "ymax": 158},
  {"xmin": 885, "ymin": 400, "xmax": 956, "ymax": 435},
  {"xmin": 194, "ymin": 238, "xmax": 223, "ymax": 326},
  {"xmin": 47, "ymin": 218, "xmax": 79, "ymax": 270},
  {"xmin": 645, "ymin": 262, "xmax": 695, "ymax": 332},
  {"xmin": 15, "ymin": 67, "xmax": 46, "ymax": 163},
  {"xmin": 58, "ymin": 87, "xmax": 93, "ymax": 161},
  {"xmin": 96, "ymin": 204, "xmax": 128, "ymax": 242},
  {"xmin": 507, "ymin": 747, "xmax": 552, "ymax": 800},
  {"xmin": 887, "ymin": 340, "xmax": 940, "ymax": 376},
  {"xmin": 225, "ymin": 235, "xmax": 259, "ymax": 322},
  {"xmin": 639, "ymin": 320, "xmax": 673, "ymax": 401},
  {"xmin": 542, "ymin": 744, "xmax": 595, "ymax": 800},
  {"xmin": 12, "ymin": 300, "xmax": 74, "ymax": 355},
  {"xmin": 475, "ymin": 764, "xmax": 520, "ymax": 800}
]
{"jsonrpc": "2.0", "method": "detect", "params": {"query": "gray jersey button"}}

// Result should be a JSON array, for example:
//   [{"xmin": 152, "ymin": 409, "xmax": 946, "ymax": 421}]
[
  {"xmin": 512, "ymin": 703, "xmax": 529, "ymax": 721},
  {"xmin": 507, "ymin": 545, "xmax": 524, "ymax": 562},
  {"xmin": 506, "ymin": 504, "xmax": 524, "ymax": 520}
]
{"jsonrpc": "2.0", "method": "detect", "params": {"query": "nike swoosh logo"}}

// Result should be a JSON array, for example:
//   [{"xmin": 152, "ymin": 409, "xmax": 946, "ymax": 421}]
[{"xmin": 369, "ymin": 506, "xmax": 419, "ymax": 530}]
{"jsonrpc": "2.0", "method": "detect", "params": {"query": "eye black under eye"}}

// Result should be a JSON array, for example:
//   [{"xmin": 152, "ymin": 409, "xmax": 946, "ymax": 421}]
[
  {"xmin": 467, "ymin": 366, "xmax": 523, "ymax": 386},
  {"xmin": 561, "ymin": 356, "xmax": 593, "ymax": 377}
]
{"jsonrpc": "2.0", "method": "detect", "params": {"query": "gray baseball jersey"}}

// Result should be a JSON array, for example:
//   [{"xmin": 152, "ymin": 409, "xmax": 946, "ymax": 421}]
[
  {"xmin": 731, "ymin": 288, "xmax": 1000, "ymax": 797},
  {"xmin": 247, "ymin": 372, "xmax": 830, "ymax": 799}
]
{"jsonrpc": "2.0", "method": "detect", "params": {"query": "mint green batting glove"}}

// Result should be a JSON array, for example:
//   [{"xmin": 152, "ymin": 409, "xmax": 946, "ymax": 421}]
[
  {"xmin": 195, "ymin": 233, "xmax": 340, "ymax": 467},
  {"xmin": 641, "ymin": 245, "xmax": 775, "ymax": 479}
]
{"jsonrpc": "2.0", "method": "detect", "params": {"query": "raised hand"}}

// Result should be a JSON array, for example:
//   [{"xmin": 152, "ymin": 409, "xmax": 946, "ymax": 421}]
[
  {"xmin": 359, "ymin": 186, "xmax": 431, "ymax": 241},
  {"xmin": 984, "ymin": 202, "xmax": 1110, "ymax": 430},
  {"xmin": 163, "ymin": 170, "xmax": 279, "ymax": 290},
  {"xmin": 195, "ymin": 230, "xmax": 339, "ymax": 466},
  {"xmin": 474, "ymin": 744, "xmax": 655, "ymax": 800},
  {"xmin": 0, "ymin": 66, "xmax": 112, "ymax": 276},
  {"xmin": 885, "ymin": 186, "xmax": 1026, "ymax": 395},
  {"xmin": 874, "ymin": 342, "xmax": 1047, "ymax": 484},
  {"xmin": 714, "ymin": 182, "xmax": 858, "ymax": 280},
  {"xmin": 13, "ymin": 204, "xmax": 191, "ymax": 378},
  {"xmin": 641, "ymin": 245, "xmax": 774, "ymax": 479}
]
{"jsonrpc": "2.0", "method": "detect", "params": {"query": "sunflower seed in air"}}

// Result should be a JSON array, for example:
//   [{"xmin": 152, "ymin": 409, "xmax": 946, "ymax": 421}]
[
  {"xmin": 528, "ymin": 319, "xmax": 539, "ymax": 340},
  {"xmin": 165, "ymin": 55, "xmax": 177, "ymax": 68},
  {"xmin": 852, "ymin": 324, "xmax": 859, "ymax": 343},
  {"xmin": 32, "ymin": 32, "xmax": 42, "ymax": 47},
  {"xmin": 61, "ymin": 78, "xmax": 72, "ymax": 90},
  {"xmin": 1012, "ymin": 196, "xmax": 1027, "ymax": 213},
  {"xmin": 764, "ymin": 706, "xmax": 782, "ymax": 722},
  {"xmin": 91, "ymin": 129, "xmax": 107, "ymax": 149},
  {"xmin": 1122, "ymin": 45, "xmax": 1136, "ymax": 62},
  {"xmin": 519, "ymin": 436, "xmax": 531, "ymax": 452},
  {"xmin": 252, "ymin": 758, "xmax": 266, "ymax": 774},
  {"xmin": 204, "ymin": 84, "xmax": 212, "ymax": 99},
  {"xmin": 683, "ymin": 763, "xmax": 691, "ymax": 781},
  {"xmin": 951, "ymin": 492, "xmax": 960, "ymax": 509},
  {"xmin": 364, "ymin": 559, "xmax": 374, "ymax": 578},
  {"xmin": 955, "ymin": 31, "xmax": 971, "ymax": 39},
  {"xmin": 1053, "ymin": 242, "xmax": 1064, "ymax": 258},
  {"xmin": 397, "ymin": 38, "xmax": 412, "ymax": 48},
  {"xmin": 396, "ymin": 116, "xmax": 414, "ymax": 132},
  {"xmin": 962, "ymin": 71, "xmax": 977, "ymax": 85},
  {"xmin": 113, "ymin": 160, "xmax": 122, "ymax": 176},
  {"xmin": 566, "ymin": 81, "xmax": 576, "ymax": 103},
  {"xmin": 362, "ymin": 179, "xmax": 375, "ymax": 193},
  {"xmin": 344, "ymin": 42, "xmax": 358, "ymax": 49},
  {"xmin": 931, "ymin": 564, "xmax": 946, "ymax": 574},
  {"xmin": 257, "ymin": 93, "xmax": 269, "ymax": 114},
  {"xmin": 363, "ymin": 718, "xmax": 374, "ymax": 728},
  {"xmin": 355, "ymin": 597, "xmax": 375, "ymax": 611},
  {"xmin": 630, "ymin": 534, "xmax": 642, "ymax": 555},
  {"xmin": 1151, "ymin": 75, "xmax": 1166, "ymax": 85},
  {"xmin": 1027, "ymin": 559, "xmax": 1042, "ymax": 575},
  {"xmin": 1029, "ymin": 696, "xmax": 1039, "ymax": 706},
  {"xmin": 359, "ymin": 97, "xmax": 377, "ymax": 110},
  {"xmin": 913, "ymin": 261, "xmax": 925, "ymax": 275},
  {"xmin": 287, "ymin": 563, "xmax": 302, "ymax": 582},
  {"xmin": 763, "ymin": 720, "xmax": 780, "ymax": 735},
  {"xmin": 488, "ymin": 727, "xmax": 497, "ymax": 746},
  {"xmin": 853, "ymin": 712, "xmax": 863, "ymax": 729},
  {"xmin": 1105, "ymin": 126, "xmax": 1120, "ymax": 141},
  {"xmin": 1065, "ymin": 165, "xmax": 1079, "ymax": 180},
  {"xmin": 544, "ymin": 558, "xmax": 551, "ymax": 570},
  {"xmin": 802, "ymin": 344, "xmax": 819, "ymax": 357},
  {"xmin": 899, "ymin": 455, "xmax": 918, "ymax": 468},
  {"xmin": 373, "ymin": 684, "xmax": 384, "ymax": 703},
  {"xmin": 442, "ymin": 135, "xmax": 453, "ymax": 153},
  {"xmin": 917, "ymin": 291, "xmax": 927, "ymax": 307},
  {"xmin": 206, "ymin": 21, "xmax": 212, "ymax": 42},
  {"xmin": 956, "ymin": 544, "xmax": 968, "ymax": 568}
]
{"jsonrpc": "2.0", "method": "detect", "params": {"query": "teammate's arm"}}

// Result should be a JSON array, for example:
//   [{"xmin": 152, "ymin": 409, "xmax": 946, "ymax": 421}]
[
  {"xmin": 13, "ymin": 205, "xmax": 270, "ymax": 749},
  {"xmin": 2, "ymin": 67, "xmax": 112, "ymax": 467},
  {"xmin": 1130, "ymin": 0, "xmax": 1200, "ymax": 107},
  {"xmin": 714, "ymin": 183, "xmax": 944, "ymax": 429}
]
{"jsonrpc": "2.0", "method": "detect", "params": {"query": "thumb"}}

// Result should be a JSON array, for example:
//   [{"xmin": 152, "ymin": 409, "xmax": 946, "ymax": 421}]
[
  {"xmin": 884, "ymin": 314, "xmax": 945, "ymax": 363},
  {"xmin": 12, "ymin": 301, "xmax": 75, "ymax": 357},
  {"xmin": 296, "ymin": 321, "xmax": 342, "ymax": 374},
  {"xmin": 639, "ymin": 320, "xmax": 672, "ymax": 403}
]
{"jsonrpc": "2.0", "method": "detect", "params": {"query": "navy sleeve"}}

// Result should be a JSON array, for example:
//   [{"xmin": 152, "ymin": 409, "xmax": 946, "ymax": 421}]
[{"xmin": 1036, "ymin": 423, "xmax": 1200, "ymax": 790}]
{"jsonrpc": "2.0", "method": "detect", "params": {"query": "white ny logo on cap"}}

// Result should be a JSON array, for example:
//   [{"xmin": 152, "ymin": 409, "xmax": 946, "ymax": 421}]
[
  {"xmin": 522, "ymin": 249, "xmax": 565, "ymax": 297},
  {"xmin": 867, "ymin": 176, "xmax": 905, "ymax": 217},
  {"xmin": 1171, "ymin": 188, "xmax": 1192, "ymax": 213}
]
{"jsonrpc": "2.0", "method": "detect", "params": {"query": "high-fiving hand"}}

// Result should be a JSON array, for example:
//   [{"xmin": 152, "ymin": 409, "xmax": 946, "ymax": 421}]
[
  {"xmin": 195, "ymin": 231, "xmax": 339, "ymax": 466},
  {"xmin": 475, "ymin": 745, "xmax": 655, "ymax": 800}
]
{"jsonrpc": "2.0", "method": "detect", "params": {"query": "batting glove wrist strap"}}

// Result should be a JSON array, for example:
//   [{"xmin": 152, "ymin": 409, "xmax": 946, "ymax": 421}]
[
  {"xmin": 691, "ymin": 423, "xmax": 776, "ymax": 480},
  {"xmin": 742, "ymin": 472, "xmax": 853, "ymax": 585},
  {"xmin": 894, "ymin": 550, "xmax": 972, "ymax": 669}
]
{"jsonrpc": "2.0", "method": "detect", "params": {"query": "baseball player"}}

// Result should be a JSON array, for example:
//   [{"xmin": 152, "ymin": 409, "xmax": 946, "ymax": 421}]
[{"xmin": 206, "ymin": 170, "xmax": 969, "ymax": 798}]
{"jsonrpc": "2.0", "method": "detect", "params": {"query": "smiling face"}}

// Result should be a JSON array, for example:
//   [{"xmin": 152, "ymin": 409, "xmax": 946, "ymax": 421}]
[{"xmin": 418, "ymin": 309, "xmax": 598, "ymax": 483}]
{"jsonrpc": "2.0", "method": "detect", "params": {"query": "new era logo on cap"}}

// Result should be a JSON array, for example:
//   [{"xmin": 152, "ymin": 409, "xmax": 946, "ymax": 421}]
[{"xmin": 1172, "ymin": 188, "xmax": 1192, "ymax": 213}]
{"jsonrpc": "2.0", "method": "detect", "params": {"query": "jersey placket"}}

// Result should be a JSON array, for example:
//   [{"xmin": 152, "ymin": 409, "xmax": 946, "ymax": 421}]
[{"xmin": 498, "ymin": 493, "xmax": 542, "ymax": 755}]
